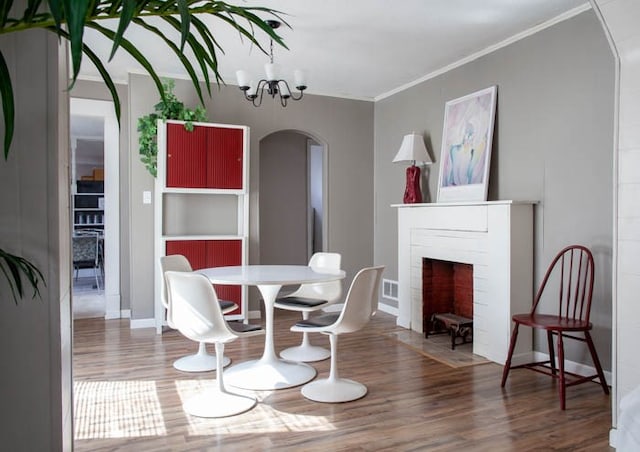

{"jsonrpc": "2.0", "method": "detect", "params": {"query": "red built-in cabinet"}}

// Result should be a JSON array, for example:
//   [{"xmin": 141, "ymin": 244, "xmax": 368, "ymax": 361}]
[
  {"xmin": 165, "ymin": 239, "xmax": 242, "ymax": 315},
  {"xmin": 166, "ymin": 123, "xmax": 244, "ymax": 189},
  {"xmin": 155, "ymin": 120, "xmax": 249, "ymax": 333}
]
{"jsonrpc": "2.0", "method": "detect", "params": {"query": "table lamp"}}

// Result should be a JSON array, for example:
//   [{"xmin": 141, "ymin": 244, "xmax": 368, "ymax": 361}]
[{"xmin": 393, "ymin": 133, "xmax": 433, "ymax": 203}]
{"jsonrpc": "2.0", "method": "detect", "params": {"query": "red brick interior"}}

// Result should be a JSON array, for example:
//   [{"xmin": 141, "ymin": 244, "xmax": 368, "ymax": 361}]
[{"xmin": 422, "ymin": 258, "xmax": 474, "ymax": 333}]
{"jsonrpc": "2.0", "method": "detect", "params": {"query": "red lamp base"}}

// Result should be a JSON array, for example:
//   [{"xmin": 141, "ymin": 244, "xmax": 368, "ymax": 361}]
[{"xmin": 403, "ymin": 165, "xmax": 422, "ymax": 203}]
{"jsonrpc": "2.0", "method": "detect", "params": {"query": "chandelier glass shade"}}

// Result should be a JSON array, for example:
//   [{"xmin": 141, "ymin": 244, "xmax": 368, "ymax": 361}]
[{"xmin": 235, "ymin": 20, "xmax": 307, "ymax": 107}]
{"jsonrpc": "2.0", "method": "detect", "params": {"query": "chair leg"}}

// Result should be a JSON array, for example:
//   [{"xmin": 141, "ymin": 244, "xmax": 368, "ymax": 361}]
[
  {"xmin": 557, "ymin": 333, "xmax": 566, "ymax": 410},
  {"xmin": 299, "ymin": 333, "xmax": 367, "ymax": 403},
  {"xmin": 182, "ymin": 341, "xmax": 257, "ymax": 418},
  {"xmin": 547, "ymin": 331, "xmax": 556, "ymax": 376},
  {"xmin": 501, "ymin": 323, "xmax": 519, "ymax": 387},
  {"xmin": 327, "ymin": 333, "xmax": 339, "ymax": 382},
  {"xmin": 279, "ymin": 311, "xmax": 331, "ymax": 362},
  {"xmin": 584, "ymin": 331, "xmax": 610, "ymax": 395},
  {"xmin": 173, "ymin": 341, "xmax": 230, "ymax": 372}
]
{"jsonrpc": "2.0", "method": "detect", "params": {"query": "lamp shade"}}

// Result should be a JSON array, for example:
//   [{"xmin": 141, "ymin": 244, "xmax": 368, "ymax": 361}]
[{"xmin": 392, "ymin": 133, "xmax": 432, "ymax": 164}]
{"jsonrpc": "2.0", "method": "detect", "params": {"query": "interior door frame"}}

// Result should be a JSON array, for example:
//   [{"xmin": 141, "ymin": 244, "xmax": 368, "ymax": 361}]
[{"xmin": 70, "ymin": 97, "xmax": 121, "ymax": 318}]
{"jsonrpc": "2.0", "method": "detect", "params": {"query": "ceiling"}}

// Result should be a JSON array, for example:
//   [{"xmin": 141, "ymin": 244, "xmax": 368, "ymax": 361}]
[{"xmin": 78, "ymin": 0, "xmax": 590, "ymax": 101}]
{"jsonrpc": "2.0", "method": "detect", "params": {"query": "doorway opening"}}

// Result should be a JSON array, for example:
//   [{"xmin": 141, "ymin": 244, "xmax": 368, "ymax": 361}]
[
  {"xmin": 70, "ymin": 98, "xmax": 120, "ymax": 319},
  {"xmin": 259, "ymin": 130, "xmax": 327, "ymax": 265}
]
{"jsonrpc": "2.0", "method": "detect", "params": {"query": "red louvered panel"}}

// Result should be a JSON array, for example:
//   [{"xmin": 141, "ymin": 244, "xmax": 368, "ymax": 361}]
[
  {"xmin": 205, "ymin": 239, "xmax": 242, "ymax": 314},
  {"xmin": 206, "ymin": 127, "xmax": 243, "ymax": 189},
  {"xmin": 165, "ymin": 240, "xmax": 207, "ymax": 270},
  {"xmin": 166, "ymin": 123, "xmax": 207, "ymax": 188}
]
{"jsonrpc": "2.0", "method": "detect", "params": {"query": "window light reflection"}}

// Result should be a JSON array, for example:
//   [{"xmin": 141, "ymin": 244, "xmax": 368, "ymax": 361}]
[
  {"xmin": 174, "ymin": 380, "xmax": 336, "ymax": 435},
  {"xmin": 74, "ymin": 380, "xmax": 167, "ymax": 439}
]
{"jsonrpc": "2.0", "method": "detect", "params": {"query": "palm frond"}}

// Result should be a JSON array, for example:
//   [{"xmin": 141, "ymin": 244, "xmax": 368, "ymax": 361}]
[
  {"xmin": 0, "ymin": 248, "xmax": 45, "ymax": 304},
  {"xmin": 0, "ymin": 0, "xmax": 286, "ymax": 159},
  {"xmin": 0, "ymin": 1, "xmax": 288, "ymax": 303}
]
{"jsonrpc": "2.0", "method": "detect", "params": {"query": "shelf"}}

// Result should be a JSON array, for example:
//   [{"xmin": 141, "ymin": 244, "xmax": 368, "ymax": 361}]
[
  {"xmin": 162, "ymin": 234, "xmax": 245, "ymax": 241},
  {"xmin": 155, "ymin": 120, "xmax": 250, "ymax": 334}
]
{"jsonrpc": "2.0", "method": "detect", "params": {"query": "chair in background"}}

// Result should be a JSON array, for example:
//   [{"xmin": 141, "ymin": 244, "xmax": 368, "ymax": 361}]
[
  {"xmin": 501, "ymin": 245, "xmax": 609, "ymax": 410},
  {"xmin": 72, "ymin": 234, "xmax": 102, "ymax": 291},
  {"xmin": 274, "ymin": 252, "xmax": 342, "ymax": 362},
  {"xmin": 165, "ymin": 271, "xmax": 264, "ymax": 417},
  {"xmin": 291, "ymin": 265, "xmax": 385, "ymax": 403},
  {"xmin": 160, "ymin": 254, "xmax": 238, "ymax": 372}
]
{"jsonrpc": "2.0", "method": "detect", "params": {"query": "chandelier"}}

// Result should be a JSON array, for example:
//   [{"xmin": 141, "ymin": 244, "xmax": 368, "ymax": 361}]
[{"xmin": 235, "ymin": 20, "xmax": 307, "ymax": 107}]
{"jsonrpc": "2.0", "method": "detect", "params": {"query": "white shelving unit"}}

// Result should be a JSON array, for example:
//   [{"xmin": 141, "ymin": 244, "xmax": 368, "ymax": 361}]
[{"xmin": 154, "ymin": 120, "xmax": 250, "ymax": 334}]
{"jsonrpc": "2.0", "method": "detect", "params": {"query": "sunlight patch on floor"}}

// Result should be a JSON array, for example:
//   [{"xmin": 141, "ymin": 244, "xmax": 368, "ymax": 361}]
[
  {"xmin": 74, "ymin": 380, "xmax": 166, "ymax": 439},
  {"xmin": 175, "ymin": 380, "xmax": 336, "ymax": 435}
]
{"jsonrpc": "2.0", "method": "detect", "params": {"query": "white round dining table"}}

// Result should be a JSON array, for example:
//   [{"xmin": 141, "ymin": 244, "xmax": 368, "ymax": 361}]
[{"xmin": 197, "ymin": 264, "xmax": 346, "ymax": 390}]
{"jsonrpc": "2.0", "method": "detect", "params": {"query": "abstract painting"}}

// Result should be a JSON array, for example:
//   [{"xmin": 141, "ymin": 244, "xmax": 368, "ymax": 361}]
[{"xmin": 437, "ymin": 86, "xmax": 497, "ymax": 202}]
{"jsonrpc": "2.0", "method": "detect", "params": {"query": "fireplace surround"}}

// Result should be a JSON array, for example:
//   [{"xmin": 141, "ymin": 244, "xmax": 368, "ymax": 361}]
[{"xmin": 395, "ymin": 201, "xmax": 535, "ymax": 364}]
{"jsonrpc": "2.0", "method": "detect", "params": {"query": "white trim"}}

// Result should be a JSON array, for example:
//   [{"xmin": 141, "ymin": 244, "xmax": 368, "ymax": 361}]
[
  {"xmin": 378, "ymin": 302, "xmax": 398, "ymax": 317},
  {"xmin": 609, "ymin": 428, "xmax": 617, "ymax": 449},
  {"xmin": 120, "ymin": 309, "xmax": 131, "ymax": 318},
  {"xmin": 530, "ymin": 351, "xmax": 612, "ymax": 386},
  {"xmin": 130, "ymin": 318, "xmax": 156, "ymax": 329},
  {"xmin": 375, "ymin": 4, "xmax": 592, "ymax": 101},
  {"xmin": 70, "ymin": 98, "xmax": 121, "ymax": 319},
  {"xmin": 589, "ymin": 0, "xmax": 621, "ymax": 434}
]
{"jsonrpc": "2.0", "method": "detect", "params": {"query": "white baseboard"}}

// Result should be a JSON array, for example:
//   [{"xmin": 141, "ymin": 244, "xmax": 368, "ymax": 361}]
[
  {"xmin": 130, "ymin": 318, "xmax": 156, "ymax": 329},
  {"xmin": 378, "ymin": 302, "xmax": 398, "ymax": 317},
  {"xmin": 529, "ymin": 351, "xmax": 612, "ymax": 384},
  {"xmin": 609, "ymin": 428, "xmax": 617, "ymax": 449},
  {"xmin": 104, "ymin": 309, "xmax": 121, "ymax": 320},
  {"xmin": 120, "ymin": 309, "xmax": 131, "ymax": 318}
]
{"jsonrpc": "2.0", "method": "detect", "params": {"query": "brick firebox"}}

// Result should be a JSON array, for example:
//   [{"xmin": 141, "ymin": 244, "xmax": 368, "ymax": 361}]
[{"xmin": 422, "ymin": 259, "xmax": 473, "ymax": 334}]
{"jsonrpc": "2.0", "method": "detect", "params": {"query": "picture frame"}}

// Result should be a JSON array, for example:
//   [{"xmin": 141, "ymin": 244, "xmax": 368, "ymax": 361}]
[{"xmin": 436, "ymin": 86, "xmax": 497, "ymax": 203}]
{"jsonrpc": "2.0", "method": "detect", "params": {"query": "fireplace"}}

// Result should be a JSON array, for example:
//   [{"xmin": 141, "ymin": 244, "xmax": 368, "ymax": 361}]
[
  {"xmin": 395, "ymin": 201, "xmax": 535, "ymax": 364},
  {"xmin": 422, "ymin": 259, "xmax": 473, "ymax": 335}
]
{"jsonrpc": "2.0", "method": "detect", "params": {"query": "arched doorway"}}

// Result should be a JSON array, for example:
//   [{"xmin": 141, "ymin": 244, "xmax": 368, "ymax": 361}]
[{"xmin": 259, "ymin": 130, "xmax": 327, "ymax": 265}]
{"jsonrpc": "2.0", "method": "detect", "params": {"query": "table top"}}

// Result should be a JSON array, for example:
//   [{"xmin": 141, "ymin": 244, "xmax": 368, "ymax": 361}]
[{"xmin": 197, "ymin": 264, "xmax": 345, "ymax": 286}]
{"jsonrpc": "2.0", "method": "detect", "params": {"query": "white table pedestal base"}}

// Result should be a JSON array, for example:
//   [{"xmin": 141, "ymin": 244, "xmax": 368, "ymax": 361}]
[
  {"xmin": 183, "ymin": 388, "xmax": 256, "ymax": 418},
  {"xmin": 226, "ymin": 358, "xmax": 316, "ymax": 390}
]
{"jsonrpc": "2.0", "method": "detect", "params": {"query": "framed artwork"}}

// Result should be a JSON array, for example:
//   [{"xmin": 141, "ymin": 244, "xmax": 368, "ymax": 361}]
[{"xmin": 436, "ymin": 86, "xmax": 497, "ymax": 203}]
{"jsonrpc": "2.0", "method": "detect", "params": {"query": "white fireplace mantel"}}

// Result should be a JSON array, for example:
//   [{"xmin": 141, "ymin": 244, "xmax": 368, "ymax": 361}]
[{"xmin": 394, "ymin": 200, "xmax": 536, "ymax": 364}]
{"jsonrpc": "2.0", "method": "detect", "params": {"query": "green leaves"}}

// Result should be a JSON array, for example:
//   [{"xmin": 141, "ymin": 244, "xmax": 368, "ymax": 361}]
[
  {"xmin": 0, "ymin": 248, "xmax": 45, "ymax": 304},
  {"xmin": 138, "ymin": 79, "xmax": 207, "ymax": 177},
  {"xmin": 0, "ymin": 51, "xmax": 14, "ymax": 159},
  {"xmin": 0, "ymin": 1, "xmax": 286, "ymax": 160},
  {"xmin": 0, "ymin": 1, "xmax": 286, "ymax": 303}
]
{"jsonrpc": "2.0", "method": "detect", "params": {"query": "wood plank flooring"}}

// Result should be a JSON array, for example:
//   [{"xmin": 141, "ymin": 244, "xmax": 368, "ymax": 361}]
[{"xmin": 73, "ymin": 310, "xmax": 612, "ymax": 451}]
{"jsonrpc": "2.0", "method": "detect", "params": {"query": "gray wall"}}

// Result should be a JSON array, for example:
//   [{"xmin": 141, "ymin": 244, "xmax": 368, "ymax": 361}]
[
  {"xmin": 0, "ymin": 29, "xmax": 72, "ymax": 449},
  {"xmin": 374, "ymin": 11, "xmax": 614, "ymax": 368},
  {"xmin": 128, "ymin": 74, "xmax": 374, "ymax": 318},
  {"xmin": 260, "ymin": 131, "xmax": 309, "ymax": 265}
]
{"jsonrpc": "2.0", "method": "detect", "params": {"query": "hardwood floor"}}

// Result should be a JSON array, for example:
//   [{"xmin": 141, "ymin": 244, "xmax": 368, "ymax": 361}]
[{"xmin": 73, "ymin": 310, "xmax": 612, "ymax": 451}]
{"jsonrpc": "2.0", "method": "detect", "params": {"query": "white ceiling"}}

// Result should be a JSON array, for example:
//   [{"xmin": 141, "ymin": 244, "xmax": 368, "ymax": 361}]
[{"xmin": 78, "ymin": 0, "xmax": 590, "ymax": 101}]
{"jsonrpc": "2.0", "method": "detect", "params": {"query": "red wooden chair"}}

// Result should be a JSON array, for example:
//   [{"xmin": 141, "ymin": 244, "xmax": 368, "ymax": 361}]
[{"xmin": 501, "ymin": 245, "xmax": 609, "ymax": 409}]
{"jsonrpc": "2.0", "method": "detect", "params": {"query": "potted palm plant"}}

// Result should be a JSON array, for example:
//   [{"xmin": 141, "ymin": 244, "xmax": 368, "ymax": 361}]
[{"xmin": 0, "ymin": 0, "xmax": 286, "ymax": 302}]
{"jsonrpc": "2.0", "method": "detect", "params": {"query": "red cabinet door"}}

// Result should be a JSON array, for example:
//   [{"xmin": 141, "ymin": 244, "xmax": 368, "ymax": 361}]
[
  {"xmin": 166, "ymin": 123, "xmax": 244, "ymax": 190},
  {"xmin": 166, "ymin": 123, "xmax": 207, "ymax": 188},
  {"xmin": 207, "ymin": 127, "xmax": 243, "ymax": 189},
  {"xmin": 165, "ymin": 240, "xmax": 207, "ymax": 269},
  {"xmin": 205, "ymin": 239, "xmax": 242, "ymax": 315}
]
